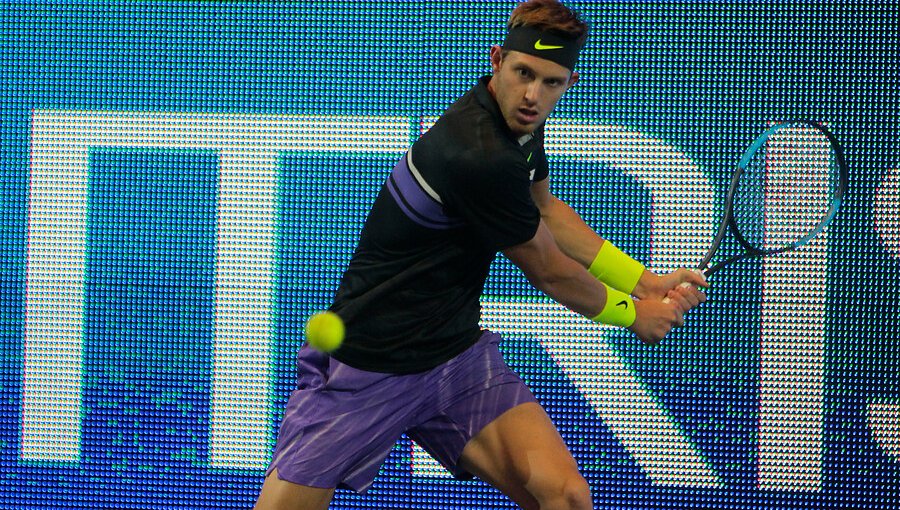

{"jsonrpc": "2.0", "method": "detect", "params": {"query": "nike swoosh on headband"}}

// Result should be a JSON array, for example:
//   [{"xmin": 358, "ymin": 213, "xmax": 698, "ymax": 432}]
[{"xmin": 534, "ymin": 39, "xmax": 564, "ymax": 50}]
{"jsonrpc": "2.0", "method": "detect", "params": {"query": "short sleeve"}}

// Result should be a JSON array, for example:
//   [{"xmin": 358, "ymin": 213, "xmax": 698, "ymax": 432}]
[{"xmin": 531, "ymin": 145, "xmax": 550, "ymax": 183}]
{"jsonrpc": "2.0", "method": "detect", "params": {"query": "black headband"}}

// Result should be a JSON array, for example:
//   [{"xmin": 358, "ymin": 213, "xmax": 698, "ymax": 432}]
[{"xmin": 501, "ymin": 25, "xmax": 583, "ymax": 71}]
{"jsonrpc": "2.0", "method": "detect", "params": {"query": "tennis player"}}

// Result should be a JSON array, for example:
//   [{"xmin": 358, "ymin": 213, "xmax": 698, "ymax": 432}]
[{"xmin": 255, "ymin": 1, "xmax": 707, "ymax": 508}]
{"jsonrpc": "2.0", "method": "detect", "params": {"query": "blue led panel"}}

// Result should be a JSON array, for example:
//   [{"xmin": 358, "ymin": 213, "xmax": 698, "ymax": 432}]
[{"xmin": 2, "ymin": 1, "xmax": 898, "ymax": 509}]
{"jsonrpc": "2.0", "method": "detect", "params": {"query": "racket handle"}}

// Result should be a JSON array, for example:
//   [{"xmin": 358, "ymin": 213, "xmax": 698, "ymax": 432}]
[{"xmin": 662, "ymin": 269, "xmax": 704, "ymax": 303}]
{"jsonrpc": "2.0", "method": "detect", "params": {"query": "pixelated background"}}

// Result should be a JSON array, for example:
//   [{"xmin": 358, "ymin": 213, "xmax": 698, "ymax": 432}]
[{"xmin": 2, "ymin": 1, "xmax": 898, "ymax": 508}]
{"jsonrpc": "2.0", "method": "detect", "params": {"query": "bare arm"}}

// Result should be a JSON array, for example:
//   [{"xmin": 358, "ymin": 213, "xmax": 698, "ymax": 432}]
[
  {"xmin": 529, "ymin": 178, "xmax": 602, "ymax": 268},
  {"xmin": 503, "ymin": 220, "xmax": 606, "ymax": 319},
  {"xmin": 529, "ymin": 178, "xmax": 708, "ymax": 301},
  {"xmin": 503, "ymin": 219, "xmax": 689, "ymax": 344}
]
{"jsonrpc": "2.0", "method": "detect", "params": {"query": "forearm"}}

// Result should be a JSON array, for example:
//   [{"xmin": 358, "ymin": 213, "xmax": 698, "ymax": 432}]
[
  {"xmin": 504, "ymin": 221, "xmax": 634, "ymax": 325},
  {"xmin": 528, "ymin": 253, "xmax": 607, "ymax": 319},
  {"xmin": 537, "ymin": 195, "xmax": 603, "ymax": 267},
  {"xmin": 540, "ymin": 195, "xmax": 655, "ymax": 296}
]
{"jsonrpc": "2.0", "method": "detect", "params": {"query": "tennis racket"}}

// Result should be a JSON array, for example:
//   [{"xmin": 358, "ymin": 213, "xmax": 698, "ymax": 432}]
[{"xmin": 676, "ymin": 120, "xmax": 848, "ymax": 289}]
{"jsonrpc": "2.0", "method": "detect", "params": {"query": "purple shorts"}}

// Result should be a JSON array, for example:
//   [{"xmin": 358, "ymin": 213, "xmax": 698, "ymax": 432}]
[{"xmin": 265, "ymin": 330, "xmax": 536, "ymax": 493}]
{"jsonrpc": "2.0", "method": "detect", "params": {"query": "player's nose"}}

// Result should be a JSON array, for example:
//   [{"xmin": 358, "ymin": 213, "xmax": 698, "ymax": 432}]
[{"xmin": 523, "ymin": 82, "xmax": 540, "ymax": 104}]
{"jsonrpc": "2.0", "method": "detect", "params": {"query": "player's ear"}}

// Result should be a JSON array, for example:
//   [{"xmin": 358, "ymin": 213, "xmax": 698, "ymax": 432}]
[
  {"xmin": 567, "ymin": 70, "xmax": 580, "ymax": 89},
  {"xmin": 489, "ymin": 45, "xmax": 503, "ymax": 72}
]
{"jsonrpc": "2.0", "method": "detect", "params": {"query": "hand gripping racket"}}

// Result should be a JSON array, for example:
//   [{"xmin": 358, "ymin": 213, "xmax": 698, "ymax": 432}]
[{"xmin": 667, "ymin": 121, "xmax": 848, "ymax": 302}]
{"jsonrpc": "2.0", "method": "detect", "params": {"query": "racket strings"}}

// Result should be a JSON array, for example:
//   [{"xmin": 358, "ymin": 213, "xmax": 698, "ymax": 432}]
[{"xmin": 733, "ymin": 124, "xmax": 840, "ymax": 252}]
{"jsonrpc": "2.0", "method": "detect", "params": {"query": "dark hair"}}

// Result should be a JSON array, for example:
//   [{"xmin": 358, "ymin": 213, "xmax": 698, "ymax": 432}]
[{"xmin": 507, "ymin": 0, "xmax": 589, "ymax": 47}]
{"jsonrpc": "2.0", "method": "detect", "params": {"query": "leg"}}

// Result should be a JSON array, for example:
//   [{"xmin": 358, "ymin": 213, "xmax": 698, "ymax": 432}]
[
  {"xmin": 253, "ymin": 468, "xmax": 334, "ymax": 510},
  {"xmin": 458, "ymin": 402, "xmax": 593, "ymax": 510},
  {"xmin": 264, "ymin": 347, "xmax": 423, "ymax": 497}
]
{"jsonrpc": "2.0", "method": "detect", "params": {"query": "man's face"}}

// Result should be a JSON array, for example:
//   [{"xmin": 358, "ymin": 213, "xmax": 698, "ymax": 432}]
[{"xmin": 487, "ymin": 46, "xmax": 579, "ymax": 136}]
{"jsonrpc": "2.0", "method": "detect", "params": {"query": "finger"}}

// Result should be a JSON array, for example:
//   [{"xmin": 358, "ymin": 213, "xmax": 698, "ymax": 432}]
[
  {"xmin": 674, "ymin": 280, "xmax": 707, "ymax": 306},
  {"xmin": 685, "ymin": 268, "xmax": 709, "ymax": 288},
  {"xmin": 690, "ymin": 286, "xmax": 707, "ymax": 304},
  {"xmin": 672, "ymin": 306, "xmax": 685, "ymax": 327},
  {"xmin": 677, "ymin": 285, "xmax": 704, "ymax": 308},
  {"xmin": 669, "ymin": 286, "xmax": 706, "ymax": 314},
  {"xmin": 663, "ymin": 290, "xmax": 686, "ymax": 307},
  {"xmin": 675, "ymin": 292, "xmax": 699, "ymax": 311},
  {"xmin": 676, "ymin": 292, "xmax": 697, "ymax": 313}
]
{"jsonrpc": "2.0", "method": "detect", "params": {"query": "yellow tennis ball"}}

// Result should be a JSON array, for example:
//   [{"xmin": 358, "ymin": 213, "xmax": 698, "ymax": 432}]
[{"xmin": 305, "ymin": 311, "xmax": 345, "ymax": 352}]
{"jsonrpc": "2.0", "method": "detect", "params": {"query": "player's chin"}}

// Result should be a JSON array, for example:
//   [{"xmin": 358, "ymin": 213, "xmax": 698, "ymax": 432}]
[{"xmin": 508, "ymin": 118, "xmax": 540, "ymax": 137}]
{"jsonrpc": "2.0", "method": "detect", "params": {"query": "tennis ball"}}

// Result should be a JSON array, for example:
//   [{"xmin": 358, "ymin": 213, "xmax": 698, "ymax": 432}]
[{"xmin": 305, "ymin": 311, "xmax": 345, "ymax": 353}]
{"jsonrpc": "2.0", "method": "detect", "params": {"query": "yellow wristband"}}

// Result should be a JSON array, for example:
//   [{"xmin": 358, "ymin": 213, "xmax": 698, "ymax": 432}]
[
  {"xmin": 591, "ymin": 283, "xmax": 637, "ymax": 328},
  {"xmin": 588, "ymin": 241, "xmax": 645, "ymax": 294}
]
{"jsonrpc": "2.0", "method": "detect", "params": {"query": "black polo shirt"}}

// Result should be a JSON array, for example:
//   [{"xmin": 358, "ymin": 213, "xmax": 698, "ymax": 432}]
[{"xmin": 329, "ymin": 76, "xmax": 550, "ymax": 373}]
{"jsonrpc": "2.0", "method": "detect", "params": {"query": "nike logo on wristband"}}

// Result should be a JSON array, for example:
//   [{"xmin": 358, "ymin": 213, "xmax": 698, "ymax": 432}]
[{"xmin": 616, "ymin": 300, "xmax": 629, "ymax": 309}]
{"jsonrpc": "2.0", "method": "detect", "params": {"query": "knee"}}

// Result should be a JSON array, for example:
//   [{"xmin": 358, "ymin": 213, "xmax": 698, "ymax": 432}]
[
  {"xmin": 559, "ymin": 474, "xmax": 592, "ymax": 510},
  {"xmin": 536, "ymin": 472, "xmax": 592, "ymax": 510}
]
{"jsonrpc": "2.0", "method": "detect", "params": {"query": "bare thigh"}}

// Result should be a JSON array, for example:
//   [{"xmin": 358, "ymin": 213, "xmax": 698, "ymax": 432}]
[
  {"xmin": 253, "ymin": 468, "xmax": 335, "ymax": 510},
  {"xmin": 458, "ymin": 402, "xmax": 592, "ymax": 510}
]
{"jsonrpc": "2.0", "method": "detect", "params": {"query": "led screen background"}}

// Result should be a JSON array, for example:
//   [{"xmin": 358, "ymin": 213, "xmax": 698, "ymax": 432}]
[{"xmin": 2, "ymin": 0, "xmax": 898, "ymax": 508}]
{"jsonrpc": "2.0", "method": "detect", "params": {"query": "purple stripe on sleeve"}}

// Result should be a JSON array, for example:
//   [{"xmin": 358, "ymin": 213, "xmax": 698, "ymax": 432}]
[{"xmin": 386, "ymin": 155, "xmax": 463, "ymax": 230}]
